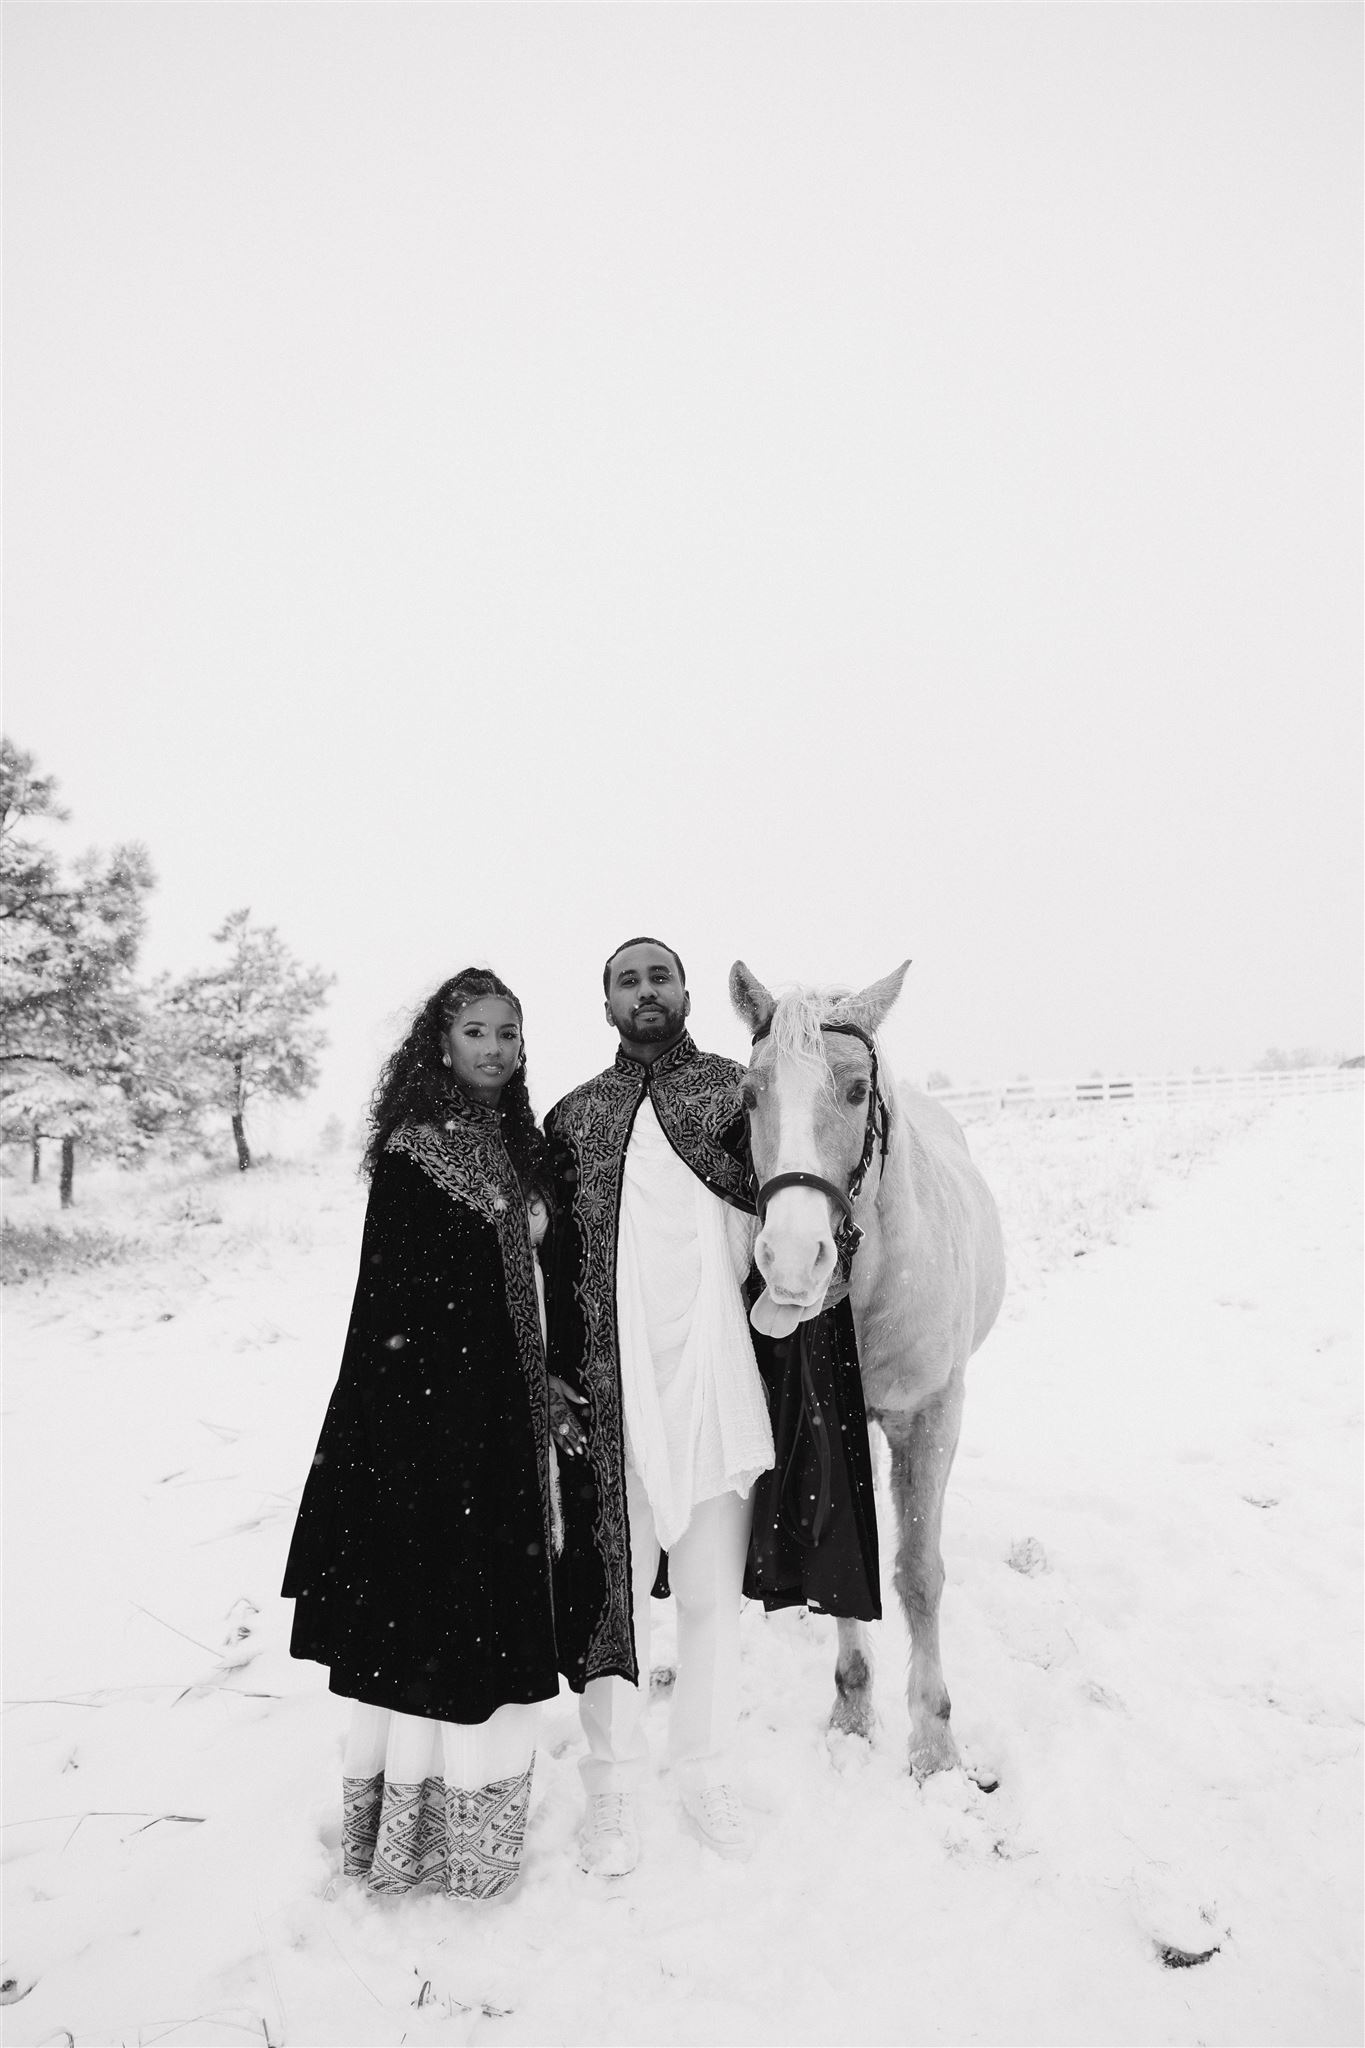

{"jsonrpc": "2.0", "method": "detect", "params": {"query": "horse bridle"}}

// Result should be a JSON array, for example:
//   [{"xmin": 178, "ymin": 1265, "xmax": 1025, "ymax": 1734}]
[
  {"xmin": 748, "ymin": 1018, "xmax": 890, "ymax": 1269},
  {"xmin": 746, "ymin": 1017, "xmax": 891, "ymax": 1548}
]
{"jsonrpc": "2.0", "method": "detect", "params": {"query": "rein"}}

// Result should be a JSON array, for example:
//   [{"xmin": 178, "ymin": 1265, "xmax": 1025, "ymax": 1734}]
[{"xmin": 748, "ymin": 1017, "xmax": 890, "ymax": 1268}]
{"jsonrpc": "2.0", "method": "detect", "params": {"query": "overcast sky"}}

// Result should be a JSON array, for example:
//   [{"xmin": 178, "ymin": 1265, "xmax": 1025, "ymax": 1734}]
[{"xmin": 6, "ymin": 3, "xmax": 1361, "ymax": 1130}]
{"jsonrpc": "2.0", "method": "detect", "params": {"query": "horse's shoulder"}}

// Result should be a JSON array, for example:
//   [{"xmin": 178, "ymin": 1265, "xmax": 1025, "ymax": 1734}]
[
  {"xmin": 897, "ymin": 1087, "xmax": 999, "ymax": 1232},
  {"xmin": 896, "ymin": 1084, "xmax": 972, "ymax": 1158}
]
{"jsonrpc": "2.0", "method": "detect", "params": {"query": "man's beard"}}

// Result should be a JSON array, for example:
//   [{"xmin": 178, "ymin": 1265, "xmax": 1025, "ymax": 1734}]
[{"xmin": 621, "ymin": 998, "xmax": 684, "ymax": 1042}]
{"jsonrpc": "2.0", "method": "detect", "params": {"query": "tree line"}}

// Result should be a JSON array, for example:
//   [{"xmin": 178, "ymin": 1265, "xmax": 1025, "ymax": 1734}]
[{"xmin": 0, "ymin": 739, "xmax": 332, "ymax": 1204}]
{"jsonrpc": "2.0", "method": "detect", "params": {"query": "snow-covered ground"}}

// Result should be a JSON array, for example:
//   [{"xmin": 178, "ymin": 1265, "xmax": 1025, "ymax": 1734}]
[{"xmin": 4, "ymin": 1094, "xmax": 1361, "ymax": 2047}]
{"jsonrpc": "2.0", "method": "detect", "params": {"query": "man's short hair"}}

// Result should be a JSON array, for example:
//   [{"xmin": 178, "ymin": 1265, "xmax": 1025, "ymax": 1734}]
[{"xmin": 602, "ymin": 936, "xmax": 687, "ymax": 997}]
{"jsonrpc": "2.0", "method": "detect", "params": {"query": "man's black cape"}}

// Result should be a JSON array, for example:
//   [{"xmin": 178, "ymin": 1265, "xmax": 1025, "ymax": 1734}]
[
  {"xmin": 652, "ymin": 1292, "xmax": 881, "ymax": 1622},
  {"xmin": 744, "ymin": 1294, "xmax": 881, "ymax": 1619}
]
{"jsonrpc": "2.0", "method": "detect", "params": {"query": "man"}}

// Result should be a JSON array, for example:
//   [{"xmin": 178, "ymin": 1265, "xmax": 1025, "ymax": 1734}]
[{"xmin": 545, "ymin": 937, "xmax": 774, "ymax": 1874}]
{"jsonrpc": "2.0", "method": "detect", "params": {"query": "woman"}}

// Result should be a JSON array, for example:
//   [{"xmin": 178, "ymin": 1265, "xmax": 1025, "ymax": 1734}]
[{"xmin": 282, "ymin": 968, "xmax": 586, "ymax": 1899}]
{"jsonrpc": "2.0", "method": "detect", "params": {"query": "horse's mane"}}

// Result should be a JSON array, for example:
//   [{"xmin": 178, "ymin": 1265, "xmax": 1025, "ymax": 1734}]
[
  {"xmin": 764, "ymin": 986, "xmax": 854, "ymax": 1097},
  {"xmin": 763, "ymin": 984, "xmax": 903, "ymax": 1119}
]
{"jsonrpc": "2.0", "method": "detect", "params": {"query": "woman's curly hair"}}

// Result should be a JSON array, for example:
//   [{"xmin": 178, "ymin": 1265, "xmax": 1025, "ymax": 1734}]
[{"xmin": 363, "ymin": 968, "xmax": 553, "ymax": 1203}]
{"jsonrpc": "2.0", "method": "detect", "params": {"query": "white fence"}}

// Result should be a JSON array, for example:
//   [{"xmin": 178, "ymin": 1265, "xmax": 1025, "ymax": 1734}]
[{"xmin": 928, "ymin": 1064, "xmax": 1365, "ymax": 1119}]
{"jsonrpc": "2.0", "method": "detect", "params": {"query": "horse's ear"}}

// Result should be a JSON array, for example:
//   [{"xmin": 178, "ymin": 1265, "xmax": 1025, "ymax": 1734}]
[
  {"xmin": 729, "ymin": 960, "xmax": 775, "ymax": 1038},
  {"xmin": 832, "ymin": 959, "xmax": 912, "ymax": 1037}
]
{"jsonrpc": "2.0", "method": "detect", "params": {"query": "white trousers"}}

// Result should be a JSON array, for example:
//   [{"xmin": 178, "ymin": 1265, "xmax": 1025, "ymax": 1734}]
[
  {"xmin": 580, "ymin": 1464, "xmax": 753, "ymax": 1795},
  {"xmin": 343, "ymin": 1699, "xmax": 541, "ymax": 1790}
]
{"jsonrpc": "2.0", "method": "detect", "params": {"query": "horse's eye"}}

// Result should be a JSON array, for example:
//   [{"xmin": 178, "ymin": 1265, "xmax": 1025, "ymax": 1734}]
[
  {"xmin": 846, "ymin": 1080, "xmax": 868, "ymax": 1105},
  {"xmin": 741, "ymin": 1083, "xmax": 759, "ymax": 1112}
]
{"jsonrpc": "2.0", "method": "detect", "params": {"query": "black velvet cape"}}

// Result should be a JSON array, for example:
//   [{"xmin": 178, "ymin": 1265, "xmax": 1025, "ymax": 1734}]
[
  {"xmin": 744, "ymin": 1298, "xmax": 881, "ymax": 1622},
  {"xmin": 282, "ymin": 1103, "xmax": 569, "ymax": 1723}
]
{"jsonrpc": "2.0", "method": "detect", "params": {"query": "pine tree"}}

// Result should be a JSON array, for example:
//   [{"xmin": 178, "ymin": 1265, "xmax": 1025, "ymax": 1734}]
[
  {"xmin": 0, "ymin": 740, "xmax": 155, "ymax": 1204},
  {"xmin": 157, "ymin": 909, "xmax": 333, "ymax": 1169}
]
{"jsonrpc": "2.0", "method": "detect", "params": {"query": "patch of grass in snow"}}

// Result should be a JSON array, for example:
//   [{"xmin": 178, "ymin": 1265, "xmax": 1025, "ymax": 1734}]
[
  {"xmin": 969, "ymin": 1100, "xmax": 1262, "ymax": 1295},
  {"xmin": 162, "ymin": 1184, "xmax": 226, "ymax": 1229},
  {"xmin": 217, "ymin": 1209, "xmax": 318, "ymax": 1258},
  {"xmin": 1, "ymin": 1216, "xmax": 149, "ymax": 1282},
  {"xmin": 3, "ymin": 1150, "xmax": 355, "ymax": 1286}
]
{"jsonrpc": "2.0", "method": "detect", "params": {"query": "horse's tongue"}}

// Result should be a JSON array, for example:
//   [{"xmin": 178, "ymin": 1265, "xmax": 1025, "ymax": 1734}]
[{"xmin": 749, "ymin": 1288, "xmax": 816, "ymax": 1339}]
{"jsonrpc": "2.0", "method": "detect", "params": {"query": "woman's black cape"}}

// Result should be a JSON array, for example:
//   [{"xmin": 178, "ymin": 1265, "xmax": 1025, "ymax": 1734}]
[{"xmin": 282, "ymin": 1133, "xmax": 566, "ymax": 1724}]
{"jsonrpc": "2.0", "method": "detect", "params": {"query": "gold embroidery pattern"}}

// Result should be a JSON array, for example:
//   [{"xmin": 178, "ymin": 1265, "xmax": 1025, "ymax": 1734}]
[
  {"xmin": 550, "ymin": 1073, "xmax": 637, "ymax": 1674},
  {"xmin": 388, "ymin": 1119, "xmax": 553, "ymax": 1563},
  {"xmin": 650, "ymin": 1046, "xmax": 751, "ymax": 1206}
]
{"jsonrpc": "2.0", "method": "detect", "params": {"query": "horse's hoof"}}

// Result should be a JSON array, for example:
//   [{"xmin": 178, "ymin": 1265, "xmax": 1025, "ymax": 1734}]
[
  {"xmin": 828, "ymin": 1698, "xmax": 875, "ymax": 1742},
  {"xmin": 907, "ymin": 1730, "xmax": 960, "ymax": 1779}
]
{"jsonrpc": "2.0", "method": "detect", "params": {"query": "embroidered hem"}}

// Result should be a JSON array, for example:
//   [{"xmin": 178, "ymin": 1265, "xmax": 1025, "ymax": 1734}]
[{"xmin": 342, "ymin": 1762, "xmax": 535, "ymax": 1899}]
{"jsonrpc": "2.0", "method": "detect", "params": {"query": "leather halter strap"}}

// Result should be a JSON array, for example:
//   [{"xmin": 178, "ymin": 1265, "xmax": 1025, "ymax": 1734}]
[{"xmin": 754, "ymin": 1168, "xmax": 857, "ymax": 1231}]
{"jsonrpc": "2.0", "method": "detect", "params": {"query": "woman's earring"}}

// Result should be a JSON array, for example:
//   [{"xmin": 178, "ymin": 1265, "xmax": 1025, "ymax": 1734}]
[{"xmin": 442, "ymin": 1055, "xmax": 451, "ymax": 1068}]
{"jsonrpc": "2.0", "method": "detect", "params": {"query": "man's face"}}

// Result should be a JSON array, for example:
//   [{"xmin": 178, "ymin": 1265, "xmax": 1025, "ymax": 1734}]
[{"xmin": 604, "ymin": 943, "xmax": 690, "ymax": 1045}]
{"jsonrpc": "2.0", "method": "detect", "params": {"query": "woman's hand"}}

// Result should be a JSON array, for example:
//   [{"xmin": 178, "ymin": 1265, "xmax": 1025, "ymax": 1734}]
[{"xmin": 548, "ymin": 1376, "xmax": 588, "ymax": 1458}]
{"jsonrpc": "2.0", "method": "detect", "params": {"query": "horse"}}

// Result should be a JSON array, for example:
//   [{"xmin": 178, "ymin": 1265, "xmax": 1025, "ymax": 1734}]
[{"xmin": 730, "ymin": 959, "xmax": 1005, "ymax": 1777}]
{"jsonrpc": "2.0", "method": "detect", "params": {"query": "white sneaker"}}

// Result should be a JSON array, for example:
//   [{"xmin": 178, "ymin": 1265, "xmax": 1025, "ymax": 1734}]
[
  {"xmin": 578, "ymin": 1791, "xmax": 639, "ymax": 1876},
  {"xmin": 679, "ymin": 1782, "xmax": 754, "ymax": 1861}
]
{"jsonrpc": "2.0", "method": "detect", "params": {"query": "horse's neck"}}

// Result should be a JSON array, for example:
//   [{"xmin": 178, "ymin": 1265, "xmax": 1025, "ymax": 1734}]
[{"xmin": 863, "ymin": 1086, "xmax": 923, "ymax": 1260}]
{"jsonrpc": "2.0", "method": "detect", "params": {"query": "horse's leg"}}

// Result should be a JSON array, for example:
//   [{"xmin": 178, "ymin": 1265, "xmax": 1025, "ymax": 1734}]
[
  {"xmin": 829, "ymin": 1618, "xmax": 875, "ymax": 1739},
  {"xmin": 883, "ymin": 1372, "xmax": 966, "ymax": 1776}
]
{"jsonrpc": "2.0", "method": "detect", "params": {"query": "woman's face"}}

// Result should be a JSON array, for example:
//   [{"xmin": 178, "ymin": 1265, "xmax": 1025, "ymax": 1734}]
[{"xmin": 444, "ymin": 997, "xmax": 523, "ymax": 1104}]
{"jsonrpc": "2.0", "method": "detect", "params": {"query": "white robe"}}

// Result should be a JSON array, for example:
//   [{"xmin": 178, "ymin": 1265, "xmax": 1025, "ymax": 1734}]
[{"xmin": 614, "ymin": 1098, "xmax": 773, "ymax": 1549}]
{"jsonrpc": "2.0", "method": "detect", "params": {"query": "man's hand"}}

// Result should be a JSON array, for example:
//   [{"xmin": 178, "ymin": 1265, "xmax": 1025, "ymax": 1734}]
[{"xmin": 548, "ymin": 1375, "xmax": 588, "ymax": 1458}]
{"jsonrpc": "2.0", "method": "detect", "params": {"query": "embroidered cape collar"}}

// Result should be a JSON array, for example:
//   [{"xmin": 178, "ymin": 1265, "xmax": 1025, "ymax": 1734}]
[
  {"xmin": 439, "ymin": 1086, "xmax": 504, "ymax": 1134},
  {"xmin": 589, "ymin": 1028, "xmax": 750, "ymax": 1208},
  {"xmin": 612, "ymin": 1030, "xmax": 700, "ymax": 1082}
]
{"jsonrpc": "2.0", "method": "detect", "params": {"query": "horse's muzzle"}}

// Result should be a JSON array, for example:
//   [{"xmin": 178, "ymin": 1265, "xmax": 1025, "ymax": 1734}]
[{"xmin": 755, "ymin": 1217, "xmax": 836, "ymax": 1306}]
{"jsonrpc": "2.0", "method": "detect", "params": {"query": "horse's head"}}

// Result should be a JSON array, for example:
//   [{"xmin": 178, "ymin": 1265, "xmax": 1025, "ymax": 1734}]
[{"xmin": 730, "ymin": 958, "xmax": 910, "ymax": 1338}]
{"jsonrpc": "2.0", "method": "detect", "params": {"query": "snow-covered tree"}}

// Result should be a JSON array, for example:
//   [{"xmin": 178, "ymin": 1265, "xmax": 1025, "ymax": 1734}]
[
  {"xmin": 157, "ymin": 909, "xmax": 333, "ymax": 1170},
  {"xmin": 0, "ymin": 740, "xmax": 155, "ymax": 1204}
]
